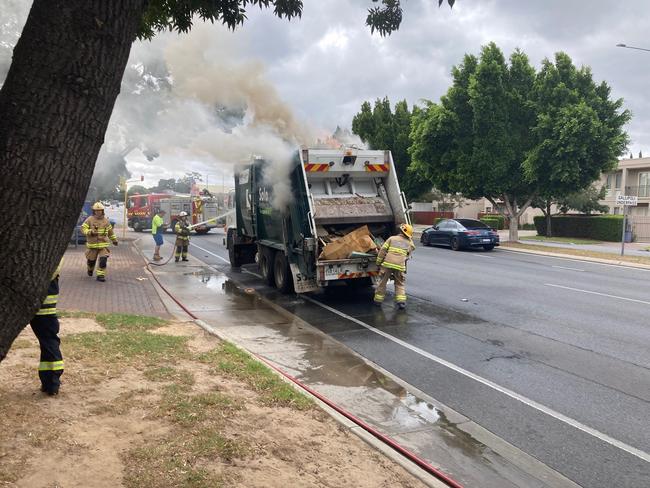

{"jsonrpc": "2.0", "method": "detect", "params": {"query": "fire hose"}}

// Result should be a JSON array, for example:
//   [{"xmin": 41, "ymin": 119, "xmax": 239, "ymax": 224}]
[
  {"xmin": 148, "ymin": 217, "xmax": 218, "ymax": 266},
  {"xmin": 144, "ymin": 262, "xmax": 464, "ymax": 488}
]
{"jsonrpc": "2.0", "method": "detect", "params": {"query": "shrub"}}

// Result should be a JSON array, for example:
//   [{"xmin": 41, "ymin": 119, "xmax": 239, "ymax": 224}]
[
  {"xmin": 480, "ymin": 215, "xmax": 505, "ymax": 230},
  {"xmin": 533, "ymin": 215, "xmax": 623, "ymax": 241},
  {"xmin": 520, "ymin": 223, "xmax": 536, "ymax": 230}
]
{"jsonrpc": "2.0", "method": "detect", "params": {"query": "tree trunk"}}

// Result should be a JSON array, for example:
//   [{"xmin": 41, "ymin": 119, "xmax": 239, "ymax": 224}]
[
  {"xmin": 508, "ymin": 210, "xmax": 519, "ymax": 242},
  {"xmin": 545, "ymin": 201, "xmax": 552, "ymax": 237},
  {"xmin": 0, "ymin": 0, "xmax": 148, "ymax": 362}
]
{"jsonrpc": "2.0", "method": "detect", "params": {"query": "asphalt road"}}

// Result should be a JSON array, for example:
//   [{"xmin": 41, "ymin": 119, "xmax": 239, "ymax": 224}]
[{"xmin": 174, "ymin": 230, "xmax": 650, "ymax": 488}]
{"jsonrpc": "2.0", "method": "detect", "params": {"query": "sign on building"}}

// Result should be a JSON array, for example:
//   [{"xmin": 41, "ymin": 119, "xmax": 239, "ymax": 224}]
[{"xmin": 616, "ymin": 195, "xmax": 638, "ymax": 206}]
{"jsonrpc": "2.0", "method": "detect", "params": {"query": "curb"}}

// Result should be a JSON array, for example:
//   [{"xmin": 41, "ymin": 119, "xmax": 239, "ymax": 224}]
[{"xmin": 501, "ymin": 244, "xmax": 650, "ymax": 270}]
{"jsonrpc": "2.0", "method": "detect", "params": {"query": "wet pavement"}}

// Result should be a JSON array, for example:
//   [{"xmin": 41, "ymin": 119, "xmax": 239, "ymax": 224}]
[{"xmin": 136, "ymin": 235, "xmax": 580, "ymax": 488}]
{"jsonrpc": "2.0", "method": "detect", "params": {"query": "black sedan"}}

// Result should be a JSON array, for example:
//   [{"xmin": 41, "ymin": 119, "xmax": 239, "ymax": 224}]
[{"xmin": 420, "ymin": 218, "xmax": 500, "ymax": 251}]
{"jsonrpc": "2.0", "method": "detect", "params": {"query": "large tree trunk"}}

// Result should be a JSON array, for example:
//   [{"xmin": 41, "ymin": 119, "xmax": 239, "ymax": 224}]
[{"xmin": 0, "ymin": 0, "xmax": 148, "ymax": 362}]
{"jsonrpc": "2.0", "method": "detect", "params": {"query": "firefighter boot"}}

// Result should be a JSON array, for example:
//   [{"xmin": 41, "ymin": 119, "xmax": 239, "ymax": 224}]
[
  {"xmin": 397, "ymin": 302, "xmax": 406, "ymax": 311},
  {"xmin": 175, "ymin": 257, "xmax": 180, "ymax": 263},
  {"xmin": 87, "ymin": 260, "xmax": 96, "ymax": 277}
]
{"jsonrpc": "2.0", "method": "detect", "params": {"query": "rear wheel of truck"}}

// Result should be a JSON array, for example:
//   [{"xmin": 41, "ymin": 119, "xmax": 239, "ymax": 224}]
[
  {"xmin": 259, "ymin": 248, "xmax": 275, "ymax": 286},
  {"xmin": 133, "ymin": 220, "xmax": 143, "ymax": 232},
  {"xmin": 273, "ymin": 252, "xmax": 294, "ymax": 294},
  {"xmin": 227, "ymin": 229, "xmax": 242, "ymax": 267},
  {"xmin": 195, "ymin": 228, "xmax": 209, "ymax": 235}
]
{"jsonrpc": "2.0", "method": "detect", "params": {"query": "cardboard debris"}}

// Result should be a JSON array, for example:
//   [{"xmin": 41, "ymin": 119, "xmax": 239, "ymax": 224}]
[{"xmin": 318, "ymin": 225, "xmax": 378, "ymax": 261}]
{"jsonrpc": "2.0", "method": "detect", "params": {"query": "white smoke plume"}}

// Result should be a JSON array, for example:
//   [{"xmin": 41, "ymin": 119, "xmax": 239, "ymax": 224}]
[{"xmin": 3, "ymin": 7, "xmax": 320, "ymax": 209}]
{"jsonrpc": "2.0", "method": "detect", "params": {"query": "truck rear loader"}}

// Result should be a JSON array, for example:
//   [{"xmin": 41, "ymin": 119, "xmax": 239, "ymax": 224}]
[{"xmin": 226, "ymin": 147, "xmax": 411, "ymax": 293}]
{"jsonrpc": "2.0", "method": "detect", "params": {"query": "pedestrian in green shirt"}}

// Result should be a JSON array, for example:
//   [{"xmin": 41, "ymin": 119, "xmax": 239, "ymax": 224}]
[{"xmin": 152, "ymin": 209, "xmax": 166, "ymax": 261}]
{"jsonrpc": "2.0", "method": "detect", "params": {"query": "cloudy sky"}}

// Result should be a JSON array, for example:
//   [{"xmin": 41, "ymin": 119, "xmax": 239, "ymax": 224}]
[{"xmin": 2, "ymin": 0, "xmax": 650, "ymax": 186}]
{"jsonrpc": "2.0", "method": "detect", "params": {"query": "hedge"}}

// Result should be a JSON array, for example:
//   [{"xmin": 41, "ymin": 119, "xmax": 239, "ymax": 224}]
[
  {"xmin": 480, "ymin": 216, "xmax": 505, "ymax": 230},
  {"xmin": 533, "ymin": 215, "xmax": 623, "ymax": 241}
]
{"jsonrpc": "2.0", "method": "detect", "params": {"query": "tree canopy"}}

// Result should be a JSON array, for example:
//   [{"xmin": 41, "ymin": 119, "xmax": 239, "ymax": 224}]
[
  {"xmin": 410, "ymin": 43, "xmax": 630, "ymax": 240},
  {"xmin": 352, "ymin": 97, "xmax": 431, "ymax": 200}
]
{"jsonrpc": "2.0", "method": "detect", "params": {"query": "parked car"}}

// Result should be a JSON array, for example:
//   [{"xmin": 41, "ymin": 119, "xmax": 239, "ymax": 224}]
[{"xmin": 420, "ymin": 218, "xmax": 500, "ymax": 251}]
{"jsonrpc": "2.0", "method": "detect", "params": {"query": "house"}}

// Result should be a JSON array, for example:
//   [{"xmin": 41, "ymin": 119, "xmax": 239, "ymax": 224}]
[
  {"xmin": 600, "ymin": 156, "xmax": 650, "ymax": 216},
  {"xmin": 600, "ymin": 156, "xmax": 650, "ymax": 241}
]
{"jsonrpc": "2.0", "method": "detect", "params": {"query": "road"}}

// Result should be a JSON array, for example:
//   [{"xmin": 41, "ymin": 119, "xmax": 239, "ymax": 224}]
[{"xmin": 173, "ymin": 230, "xmax": 650, "ymax": 488}]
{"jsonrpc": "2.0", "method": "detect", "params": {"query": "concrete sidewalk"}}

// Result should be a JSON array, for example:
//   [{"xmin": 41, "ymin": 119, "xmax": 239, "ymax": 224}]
[{"xmin": 132, "ymin": 234, "xmax": 580, "ymax": 488}]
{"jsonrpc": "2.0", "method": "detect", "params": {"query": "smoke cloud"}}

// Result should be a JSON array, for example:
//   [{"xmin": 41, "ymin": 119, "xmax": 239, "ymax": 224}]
[{"xmin": 2, "ymin": 8, "xmax": 322, "ymax": 209}]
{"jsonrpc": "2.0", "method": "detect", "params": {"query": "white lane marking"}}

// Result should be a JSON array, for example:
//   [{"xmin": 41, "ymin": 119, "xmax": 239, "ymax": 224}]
[
  {"xmin": 191, "ymin": 243, "xmax": 230, "ymax": 264},
  {"xmin": 499, "ymin": 248, "xmax": 650, "ymax": 272},
  {"xmin": 552, "ymin": 265, "xmax": 584, "ymax": 272},
  {"xmin": 242, "ymin": 269, "xmax": 263, "ymax": 279},
  {"xmin": 473, "ymin": 254, "xmax": 495, "ymax": 259},
  {"xmin": 545, "ymin": 283, "xmax": 650, "ymax": 306},
  {"xmin": 301, "ymin": 295, "xmax": 650, "ymax": 463}
]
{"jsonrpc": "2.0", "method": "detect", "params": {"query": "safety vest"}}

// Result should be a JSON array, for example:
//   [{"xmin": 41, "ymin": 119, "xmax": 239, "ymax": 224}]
[
  {"xmin": 81, "ymin": 215, "xmax": 117, "ymax": 249},
  {"xmin": 376, "ymin": 234, "xmax": 415, "ymax": 272},
  {"xmin": 152, "ymin": 214, "xmax": 164, "ymax": 235}
]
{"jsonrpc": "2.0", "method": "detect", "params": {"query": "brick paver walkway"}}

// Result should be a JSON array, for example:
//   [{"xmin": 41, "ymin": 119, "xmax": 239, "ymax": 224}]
[{"xmin": 59, "ymin": 240, "xmax": 170, "ymax": 318}]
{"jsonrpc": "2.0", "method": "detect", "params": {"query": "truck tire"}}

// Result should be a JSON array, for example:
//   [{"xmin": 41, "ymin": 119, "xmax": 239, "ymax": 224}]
[
  {"xmin": 195, "ymin": 228, "xmax": 209, "ymax": 235},
  {"xmin": 227, "ymin": 229, "xmax": 242, "ymax": 267},
  {"xmin": 133, "ymin": 220, "xmax": 143, "ymax": 232},
  {"xmin": 273, "ymin": 252, "xmax": 294, "ymax": 294},
  {"xmin": 259, "ymin": 248, "xmax": 275, "ymax": 286},
  {"xmin": 169, "ymin": 220, "xmax": 178, "ymax": 234}
]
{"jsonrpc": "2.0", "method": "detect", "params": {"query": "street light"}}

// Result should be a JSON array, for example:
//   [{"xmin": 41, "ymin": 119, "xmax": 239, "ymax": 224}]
[{"xmin": 616, "ymin": 43, "xmax": 650, "ymax": 52}]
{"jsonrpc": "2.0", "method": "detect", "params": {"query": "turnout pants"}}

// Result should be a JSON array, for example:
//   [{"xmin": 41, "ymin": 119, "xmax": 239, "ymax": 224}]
[
  {"xmin": 175, "ymin": 237, "xmax": 189, "ymax": 260},
  {"xmin": 374, "ymin": 267, "xmax": 407, "ymax": 304},
  {"xmin": 30, "ymin": 315, "xmax": 64, "ymax": 393},
  {"xmin": 86, "ymin": 248, "xmax": 110, "ymax": 278}
]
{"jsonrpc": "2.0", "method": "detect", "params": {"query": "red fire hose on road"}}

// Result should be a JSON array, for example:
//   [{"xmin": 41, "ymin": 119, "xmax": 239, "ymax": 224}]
[{"xmin": 145, "ymin": 263, "xmax": 464, "ymax": 488}]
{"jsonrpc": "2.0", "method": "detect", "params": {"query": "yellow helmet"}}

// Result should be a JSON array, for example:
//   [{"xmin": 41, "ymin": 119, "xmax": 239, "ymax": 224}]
[
  {"xmin": 92, "ymin": 202, "xmax": 105, "ymax": 211},
  {"xmin": 399, "ymin": 223, "xmax": 413, "ymax": 238}
]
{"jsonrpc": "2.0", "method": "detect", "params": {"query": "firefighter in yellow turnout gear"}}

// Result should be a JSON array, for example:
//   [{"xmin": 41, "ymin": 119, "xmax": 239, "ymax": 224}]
[
  {"xmin": 374, "ymin": 223, "xmax": 415, "ymax": 310},
  {"xmin": 30, "ymin": 259, "xmax": 64, "ymax": 395},
  {"xmin": 81, "ymin": 202, "xmax": 118, "ymax": 282},
  {"xmin": 174, "ymin": 211, "xmax": 191, "ymax": 262}
]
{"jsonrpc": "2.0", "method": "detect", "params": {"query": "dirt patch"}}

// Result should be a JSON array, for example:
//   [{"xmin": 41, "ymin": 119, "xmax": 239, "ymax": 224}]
[{"xmin": 0, "ymin": 317, "xmax": 426, "ymax": 488}]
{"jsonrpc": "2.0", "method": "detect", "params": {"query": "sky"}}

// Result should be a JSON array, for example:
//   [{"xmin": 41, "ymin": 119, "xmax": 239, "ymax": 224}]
[{"xmin": 2, "ymin": 0, "xmax": 650, "ymax": 188}]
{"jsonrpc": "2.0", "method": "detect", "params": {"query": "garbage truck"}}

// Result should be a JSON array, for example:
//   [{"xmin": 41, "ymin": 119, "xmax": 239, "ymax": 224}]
[{"xmin": 226, "ymin": 147, "xmax": 411, "ymax": 293}]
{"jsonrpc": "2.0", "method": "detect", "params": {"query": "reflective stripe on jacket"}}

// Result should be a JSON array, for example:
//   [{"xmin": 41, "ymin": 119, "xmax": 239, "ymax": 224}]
[
  {"xmin": 376, "ymin": 234, "xmax": 415, "ymax": 272},
  {"xmin": 36, "ymin": 259, "xmax": 62, "ymax": 316},
  {"xmin": 81, "ymin": 216, "xmax": 117, "ymax": 249},
  {"xmin": 174, "ymin": 220, "xmax": 190, "ymax": 242}
]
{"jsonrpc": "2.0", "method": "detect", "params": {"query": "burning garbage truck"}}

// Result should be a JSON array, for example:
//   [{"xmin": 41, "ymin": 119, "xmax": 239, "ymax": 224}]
[{"xmin": 226, "ymin": 147, "xmax": 411, "ymax": 293}]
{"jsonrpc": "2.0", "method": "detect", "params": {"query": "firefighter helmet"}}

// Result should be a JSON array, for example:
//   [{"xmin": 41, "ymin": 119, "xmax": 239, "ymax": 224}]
[
  {"xmin": 92, "ymin": 202, "xmax": 105, "ymax": 211},
  {"xmin": 179, "ymin": 211, "xmax": 188, "ymax": 217},
  {"xmin": 399, "ymin": 223, "xmax": 413, "ymax": 238}
]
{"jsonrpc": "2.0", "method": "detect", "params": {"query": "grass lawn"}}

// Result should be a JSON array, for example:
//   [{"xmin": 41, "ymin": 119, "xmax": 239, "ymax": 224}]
[
  {"xmin": 520, "ymin": 235, "xmax": 603, "ymax": 245},
  {"xmin": 1, "ymin": 312, "xmax": 423, "ymax": 488}
]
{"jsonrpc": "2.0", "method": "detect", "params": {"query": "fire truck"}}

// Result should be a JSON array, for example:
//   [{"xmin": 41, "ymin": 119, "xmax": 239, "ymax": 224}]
[{"xmin": 127, "ymin": 193, "xmax": 219, "ymax": 234}]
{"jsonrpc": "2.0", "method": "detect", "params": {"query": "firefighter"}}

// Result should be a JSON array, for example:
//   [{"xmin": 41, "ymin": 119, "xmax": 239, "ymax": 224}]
[
  {"xmin": 81, "ymin": 202, "xmax": 118, "ymax": 282},
  {"xmin": 151, "ymin": 209, "xmax": 166, "ymax": 261},
  {"xmin": 30, "ymin": 259, "xmax": 64, "ymax": 395},
  {"xmin": 174, "ymin": 211, "xmax": 191, "ymax": 262},
  {"xmin": 374, "ymin": 223, "xmax": 415, "ymax": 310}
]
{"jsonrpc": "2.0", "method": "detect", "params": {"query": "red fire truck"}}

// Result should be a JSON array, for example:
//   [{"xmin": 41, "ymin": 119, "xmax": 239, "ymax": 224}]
[{"xmin": 127, "ymin": 193, "xmax": 219, "ymax": 234}]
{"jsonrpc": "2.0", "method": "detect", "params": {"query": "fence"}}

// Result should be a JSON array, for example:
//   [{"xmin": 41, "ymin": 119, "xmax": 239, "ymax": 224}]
[
  {"xmin": 410, "ymin": 211, "xmax": 454, "ymax": 225},
  {"xmin": 629, "ymin": 216, "xmax": 650, "ymax": 242}
]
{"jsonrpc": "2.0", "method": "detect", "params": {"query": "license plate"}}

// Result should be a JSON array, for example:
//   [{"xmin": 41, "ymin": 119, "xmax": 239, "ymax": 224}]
[{"xmin": 482, "ymin": 238, "xmax": 491, "ymax": 242}]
